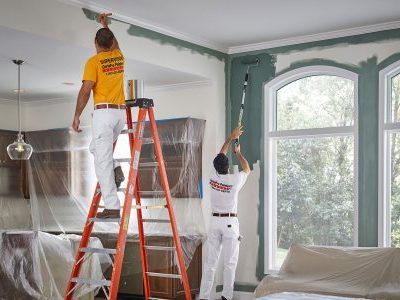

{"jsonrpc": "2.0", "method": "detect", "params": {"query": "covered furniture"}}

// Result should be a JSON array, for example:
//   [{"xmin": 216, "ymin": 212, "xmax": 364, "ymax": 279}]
[
  {"xmin": 257, "ymin": 292, "xmax": 365, "ymax": 299},
  {"xmin": 0, "ymin": 231, "xmax": 110, "ymax": 300},
  {"xmin": 255, "ymin": 244, "xmax": 400, "ymax": 300}
]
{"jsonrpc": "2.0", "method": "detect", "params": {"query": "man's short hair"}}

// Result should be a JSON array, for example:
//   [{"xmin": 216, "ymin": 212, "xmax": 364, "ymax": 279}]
[
  {"xmin": 95, "ymin": 28, "xmax": 114, "ymax": 49},
  {"xmin": 213, "ymin": 153, "xmax": 229, "ymax": 175}
]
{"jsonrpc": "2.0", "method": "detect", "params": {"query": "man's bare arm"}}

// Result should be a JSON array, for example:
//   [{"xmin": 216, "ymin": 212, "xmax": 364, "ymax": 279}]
[
  {"xmin": 220, "ymin": 126, "xmax": 243, "ymax": 155},
  {"xmin": 99, "ymin": 13, "xmax": 120, "ymax": 50},
  {"xmin": 72, "ymin": 80, "xmax": 94, "ymax": 132},
  {"xmin": 234, "ymin": 144, "xmax": 250, "ymax": 174}
]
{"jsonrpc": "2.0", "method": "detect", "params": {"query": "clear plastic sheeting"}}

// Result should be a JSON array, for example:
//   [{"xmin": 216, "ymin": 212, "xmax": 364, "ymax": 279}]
[
  {"xmin": 0, "ymin": 117, "xmax": 206, "ymax": 296},
  {"xmin": 0, "ymin": 231, "xmax": 111, "ymax": 300},
  {"xmin": 256, "ymin": 292, "xmax": 366, "ymax": 300},
  {"xmin": 255, "ymin": 244, "xmax": 400, "ymax": 300},
  {"xmin": 25, "ymin": 117, "xmax": 206, "ymax": 235}
]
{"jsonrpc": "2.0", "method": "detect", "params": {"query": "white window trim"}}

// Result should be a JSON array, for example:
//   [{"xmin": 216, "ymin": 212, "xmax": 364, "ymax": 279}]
[
  {"xmin": 378, "ymin": 60, "xmax": 400, "ymax": 247},
  {"xmin": 263, "ymin": 66, "xmax": 359, "ymax": 273}
]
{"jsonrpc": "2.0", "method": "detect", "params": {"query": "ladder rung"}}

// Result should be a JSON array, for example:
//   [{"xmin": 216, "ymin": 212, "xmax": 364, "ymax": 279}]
[
  {"xmin": 117, "ymin": 188, "xmax": 165, "ymax": 196},
  {"xmin": 142, "ymin": 219, "xmax": 170, "ymax": 223},
  {"xmin": 149, "ymin": 298, "xmax": 170, "ymax": 300},
  {"xmin": 120, "ymin": 129, "xmax": 134, "ymax": 134},
  {"xmin": 80, "ymin": 247, "xmax": 117, "ymax": 255},
  {"xmin": 88, "ymin": 218, "xmax": 120, "ymax": 223},
  {"xmin": 145, "ymin": 245, "xmax": 175, "ymax": 251},
  {"xmin": 71, "ymin": 277, "xmax": 111, "ymax": 287},
  {"xmin": 146, "ymin": 272, "xmax": 181, "ymax": 279},
  {"xmin": 115, "ymin": 159, "xmax": 159, "ymax": 168},
  {"xmin": 135, "ymin": 205, "xmax": 167, "ymax": 210},
  {"xmin": 140, "ymin": 191, "xmax": 165, "ymax": 196},
  {"xmin": 120, "ymin": 130, "xmax": 154, "ymax": 143},
  {"xmin": 97, "ymin": 204, "xmax": 167, "ymax": 210}
]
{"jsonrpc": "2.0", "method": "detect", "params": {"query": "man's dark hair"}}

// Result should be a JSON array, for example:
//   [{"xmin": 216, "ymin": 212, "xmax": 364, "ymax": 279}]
[
  {"xmin": 95, "ymin": 28, "xmax": 114, "ymax": 49},
  {"xmin": 213, "ymin": 153, "xmax": 229, "ymax": 175}
]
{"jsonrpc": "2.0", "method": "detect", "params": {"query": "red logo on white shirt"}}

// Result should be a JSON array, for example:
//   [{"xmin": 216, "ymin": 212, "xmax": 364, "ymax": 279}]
[{"xmin": 210, "ymin": 179, "xmax": 233, "ymax": 193}]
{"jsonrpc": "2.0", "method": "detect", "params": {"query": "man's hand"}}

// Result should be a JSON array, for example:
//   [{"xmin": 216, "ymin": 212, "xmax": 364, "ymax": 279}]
[
  {"xmin": 98, "ymin": 13, "xmax": 112, "ymax": 28},
  {"xmin": 72, "ymin": 115, "xmax": 82, "ymax": 133},
  {"xmin": 230, "ymin": 126, "xmax": 243, "ymax": 140}
]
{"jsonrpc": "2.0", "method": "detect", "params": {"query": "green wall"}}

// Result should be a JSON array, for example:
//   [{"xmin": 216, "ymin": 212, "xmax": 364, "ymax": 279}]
[{"xmin": 227, "ymin": 29, "xmax": 400, "ymax": 285}]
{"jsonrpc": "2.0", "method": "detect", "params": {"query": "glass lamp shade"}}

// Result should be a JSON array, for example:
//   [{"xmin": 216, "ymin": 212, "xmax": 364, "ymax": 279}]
[{"xmin": 7, "ymin": 133, "xmax": 33, "ymax": 160}]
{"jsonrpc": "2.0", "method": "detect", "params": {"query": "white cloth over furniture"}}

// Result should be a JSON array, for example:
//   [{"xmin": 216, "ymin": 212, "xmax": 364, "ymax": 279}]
[
  {"xmin": 257, "ymin": 292, "xmax": 365, "ymax": 299},
  {"xmin": 0, "ymin": 231, "xmax": 111, "ymax": 299},
  {"xmin": 255, "ymin": 244, "xmax": 400, "ymax": 300}
]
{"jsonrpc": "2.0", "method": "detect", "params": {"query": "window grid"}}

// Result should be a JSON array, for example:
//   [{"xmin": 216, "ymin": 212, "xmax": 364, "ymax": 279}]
[
  {"xmin": 379, "ymin": 62, "xmax": 400, "ymax": 247},
  {"xmin": 264, "ymin": 66, "xmax": 358, "ymax": 272}
]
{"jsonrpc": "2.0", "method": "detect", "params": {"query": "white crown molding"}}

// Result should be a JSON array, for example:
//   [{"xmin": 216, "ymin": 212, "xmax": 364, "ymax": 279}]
[
  {"xmin": 146, "ymin": 80, "xmax": 213, "ymax": 92},
  {"xmin": 228, "ymin": 20, "xmax": 400, "ymax": 54},
  {"xmin": 57, "ymin": 0, "xmax": 228, "ymax": 53}
]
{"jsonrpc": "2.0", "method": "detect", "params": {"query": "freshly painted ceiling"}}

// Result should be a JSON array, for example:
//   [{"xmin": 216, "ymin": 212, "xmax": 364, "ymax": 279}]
[{"xmin": 63, "ymin": 0, "xmax": 400, "ymax": 52}]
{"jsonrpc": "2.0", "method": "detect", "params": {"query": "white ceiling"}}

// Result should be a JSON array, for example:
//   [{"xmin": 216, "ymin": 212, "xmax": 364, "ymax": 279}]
[
  {"xmin": 0, "ymin": 25, "xmax": 206, "ymax": 102},
  {"xmin": 65, "ymin": 0, "xmax": 400, "ymax": 52},
  {"xmin": 2, "ymin": 0, "xmax": 400, "ymax": 102}
]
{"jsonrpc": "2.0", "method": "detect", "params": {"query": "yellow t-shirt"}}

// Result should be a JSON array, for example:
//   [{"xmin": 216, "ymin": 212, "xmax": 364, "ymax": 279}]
[{"xmin": 82, "ymin": 49, "xmax": 125, "ymax": 105}]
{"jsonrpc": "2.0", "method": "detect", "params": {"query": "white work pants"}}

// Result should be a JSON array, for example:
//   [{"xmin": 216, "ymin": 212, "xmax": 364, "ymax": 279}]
[
  {"xmin": 89, "ymin": 108, "xmax": 126, "ymax": 209},
  {"xmin": 199, "ymin": 217, "xmax": 240, "ymax": 300}
]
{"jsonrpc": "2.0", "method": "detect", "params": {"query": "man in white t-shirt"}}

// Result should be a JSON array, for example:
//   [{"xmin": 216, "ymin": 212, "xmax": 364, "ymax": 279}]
[{"xmin": 199, "ymin": 126, "xmax": 250, "ymax": 300}]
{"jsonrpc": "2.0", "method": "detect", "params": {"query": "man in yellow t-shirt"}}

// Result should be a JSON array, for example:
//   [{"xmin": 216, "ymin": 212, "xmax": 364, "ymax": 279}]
[{"xmin": 72, "ymin": 13, "xmax": 125, "ymax": 219}]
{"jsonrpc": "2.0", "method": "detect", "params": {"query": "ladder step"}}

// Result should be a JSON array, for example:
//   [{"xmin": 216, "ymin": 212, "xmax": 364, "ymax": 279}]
[
  {"xmin": 140, "ymin": 191, "xmax": 165, "ymax": 196},
  {"xmin": 146, "ymin": 272, "xmax": 182, "ymax": 279},
  {"xmin": 117, "ymin": 188, "xmax": 165, "ymax": 196},
  {"xmin": 149, "ymin": 298, "xmax": 171, "ymax": 300},
  {"xmin": 80, "ymin": 247, "xmax": 117, "ymax": 255},
  {"xmin": 71, "ymin": 277, "xmax": 111, "ymax": 287},
  {"xmin": 142, "ymin": 219, "xmax": 170, "ymax": 223},
  {"xmin": 98, "ymin": 204, "xmax": 167, "ymax": 210},
  {"xmin": 145, "ymin": 245, "xmax": 175, "ymax": 251},
  {"xmin": 88, "ymin": 218, "xmax": 120, "ymax": 224},
  {"xmin": 115, "ymin": 159, "xmax": 159, "ymax": 168},
  {"xmin": 120, "ymin": 130, "xmax": 154, "ymax": 143}
]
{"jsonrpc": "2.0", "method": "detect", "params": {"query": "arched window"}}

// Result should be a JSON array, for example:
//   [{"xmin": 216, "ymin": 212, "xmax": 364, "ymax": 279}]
[
  {"xmin": 264, "ymin": 66, "xmax": 358, "ymax": 271},
  {"xmin": 379, "ymin": 61, "xmax": 400, "ymax": 247}
]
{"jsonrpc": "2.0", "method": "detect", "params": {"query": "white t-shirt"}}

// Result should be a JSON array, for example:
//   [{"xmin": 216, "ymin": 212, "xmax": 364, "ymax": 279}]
[{"xmin": 209, "ymin": 168, "xmax": 249, "ymax": 214}]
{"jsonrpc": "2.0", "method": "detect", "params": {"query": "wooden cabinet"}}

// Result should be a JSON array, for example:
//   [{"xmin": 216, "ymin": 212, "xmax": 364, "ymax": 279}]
[{"xmin": 98, "ymin": 235, "xmax": 202, "ymax": 299}]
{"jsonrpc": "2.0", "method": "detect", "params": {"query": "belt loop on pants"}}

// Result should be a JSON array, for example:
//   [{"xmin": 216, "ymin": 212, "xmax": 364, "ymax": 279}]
[
  {"xmin": 212, "ymin": 212, "xmax": 237, "ymax": 217},
  {"xmin": 95, "ymin": 103, "xmax": 126, "ymax": 110}
]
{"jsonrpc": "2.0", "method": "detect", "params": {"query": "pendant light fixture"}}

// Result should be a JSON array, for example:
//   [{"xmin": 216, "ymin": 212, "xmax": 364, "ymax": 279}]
[{"xmin": 7, "ymin": 60, "xmax": 33, "ymax": 160}]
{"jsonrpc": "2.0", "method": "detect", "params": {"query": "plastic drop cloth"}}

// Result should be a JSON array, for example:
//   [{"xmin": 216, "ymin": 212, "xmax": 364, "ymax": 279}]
[
  {"xmin": 256, "ymin": 292, "xmax": 366, "ymax": 299},
  {"xmin": 255, "ymin": 244, "xmax": 400, "ymax": 300},
  {"xmin": 0, "ymin": 118, "xmax": 206, "ymax": 297},
  {"xmin": 0, "ymin": 231, "xmax": 111, "ymax": 300}
]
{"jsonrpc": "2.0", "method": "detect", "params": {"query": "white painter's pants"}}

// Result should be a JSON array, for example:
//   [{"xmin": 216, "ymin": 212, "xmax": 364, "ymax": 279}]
[
  {"xmin": 89, "ymin": 109, "xmax": 126, "ymax": 209},
  {"xmin": 199, "ymin": 217, "xmax": 240, "ymax": 300}
]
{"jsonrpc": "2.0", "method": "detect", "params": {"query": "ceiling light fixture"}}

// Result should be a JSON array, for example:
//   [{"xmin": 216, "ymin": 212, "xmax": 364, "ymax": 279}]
[{"xmin": 7, "ymin": 60, "xmax": 33, "ymax": 160}]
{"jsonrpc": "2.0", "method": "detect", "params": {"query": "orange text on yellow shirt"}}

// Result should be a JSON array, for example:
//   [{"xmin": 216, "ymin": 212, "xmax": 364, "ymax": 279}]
[{"xmin": 82, "ymin": 49, "xmax": 125, "ymax": 105}]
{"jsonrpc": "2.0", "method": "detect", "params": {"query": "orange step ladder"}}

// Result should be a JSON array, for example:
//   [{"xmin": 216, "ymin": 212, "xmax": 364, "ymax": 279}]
[{"xmin": 65, "ymin": 97, "xmax": 191, "ymax": 300}]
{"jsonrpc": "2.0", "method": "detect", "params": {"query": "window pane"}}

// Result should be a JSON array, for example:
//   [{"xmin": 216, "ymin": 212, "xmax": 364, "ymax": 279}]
[
  {"xmin": 390, "ymin": 132, "xmax": 400, "ymax": 247},
  {"xmin": 391, "ymin": 73, "xmax": 400, "ymax": 123},
  {"xmin": 274, "ymin": 136, "xmax": 354, "ymax": 268},
  {"xmin": 277, "ymin": 75, "xmax": 354, "ymax": 130}
]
